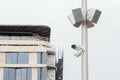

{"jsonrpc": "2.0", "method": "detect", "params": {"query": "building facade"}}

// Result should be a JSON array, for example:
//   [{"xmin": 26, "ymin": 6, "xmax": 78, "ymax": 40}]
[
  {"xmin": 56, "ymin": 51, "xmax": 63, "ymax": 80},
  {"xmin": 0, "ymin": 25, "xmax": 56, "ymax": 80}
]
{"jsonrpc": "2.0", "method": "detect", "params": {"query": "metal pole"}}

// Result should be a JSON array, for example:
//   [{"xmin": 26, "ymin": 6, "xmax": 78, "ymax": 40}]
[{"xmin": 81, "ymin": 0, "xmax": 88, "ymax": 80}]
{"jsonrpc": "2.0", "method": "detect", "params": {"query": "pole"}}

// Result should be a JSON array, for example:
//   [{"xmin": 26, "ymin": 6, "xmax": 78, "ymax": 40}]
[{"xmin": 81, "ymin": 0, "xmax": 88, "ymax": 80}]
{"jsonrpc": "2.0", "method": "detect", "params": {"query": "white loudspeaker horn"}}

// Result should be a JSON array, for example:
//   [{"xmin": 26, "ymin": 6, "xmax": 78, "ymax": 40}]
[
  {"xmin": 87, "ymin": 8, "xmax": 102, "ymax": 24},
  {"xmin": 68, "ymin": 8, "xmax": 84, "ymax": 27}
]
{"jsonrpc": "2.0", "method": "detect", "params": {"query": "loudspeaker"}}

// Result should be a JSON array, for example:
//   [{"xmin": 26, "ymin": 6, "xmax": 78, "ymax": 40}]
[
  {"xmin": 87, "ymin": 8, "xmax": 101, "ymax": 24},
  {"xmin": 68, "ymin": 8, "xmax": 84, "ymax": 27}
]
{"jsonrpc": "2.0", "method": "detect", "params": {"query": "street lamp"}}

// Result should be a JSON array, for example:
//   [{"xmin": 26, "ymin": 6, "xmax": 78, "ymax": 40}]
[{"xmin": 68, "ymin": 0, "xmax": 102, "ymax": 80}]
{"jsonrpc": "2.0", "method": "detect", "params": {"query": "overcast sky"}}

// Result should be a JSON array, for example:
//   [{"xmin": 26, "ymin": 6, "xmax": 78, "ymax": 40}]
[{"xmin": 0, "ymin": 0, "xmax": 120, "ymax": 80}]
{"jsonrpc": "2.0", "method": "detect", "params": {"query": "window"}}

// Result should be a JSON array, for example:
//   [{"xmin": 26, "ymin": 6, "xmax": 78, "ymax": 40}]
[
  {"xmin": 37, "ymin": 67, "xmax": 46, "ymax": 80},
  {"xmin": 6, "ymin": 52, "xmax": 29, "ymax": 64},
  {"xmin": 17, "ymin": 53, "xmax": 29, "ymax": 64},
  {"xmin": 6, "ymin": 53, "xmax": 17, "ymax": 64},
  {"xmin": 3, "ymin": 68, "xmax": 32, "ymax": 80},
  {"xmin": 4, "ymin": 68, "xmax": 14, "ymax": 80},
  {"xmin": 37, "ymin": 52, "xmax": 46, "ymax": 64}
]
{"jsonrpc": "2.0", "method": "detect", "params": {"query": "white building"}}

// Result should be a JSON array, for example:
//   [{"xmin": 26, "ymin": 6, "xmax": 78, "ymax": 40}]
[{"xmin": 0, "ymin": 25, "xmax": 56, "ymax": 80}]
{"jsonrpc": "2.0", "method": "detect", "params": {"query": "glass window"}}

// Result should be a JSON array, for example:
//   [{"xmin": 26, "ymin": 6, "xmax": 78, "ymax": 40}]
[
  {"xmin": 6, "ymin": 53, "xmax": 12, "ymax": 64},
  {"xmin": 9, "ymin": 68, "xmax": 15, "ymax": 80},
  {"xmin": 16, "ymin": 68, "xmax": 27, "ymax": 80},
  {"xmin": 37, "ymin": 52, "xmax": 46, "ymax": 64},
  {"xmin": 11, "ymin": 36, "xmax": 21, "ymax": 40},
  {"xmin": 18, "ymin": 53, "xmax": 29, "ymax": 64},
  {"xmin": 4, "ymin": 68, "xmax": 31, "ymax": 80},
  {"xmin": 0, "ymin": 36, "xmax": 3, "ymax": 40},
  {"xmin": 16, "ymin": 69, "xmax": 21, "ymax": 80},
  {"xmin": 42, "ymin": 67, "xmax": 46, "ymax": 80},
  {"xmin": 21, "ymin": 69, "xmax": 27, "ymax": 80},
  {"xmin": 6, "ymin": 53, "xmax": 17, "ymax": 64},
  {"xmin": 3, "ymin": 68, "xmax": 15, "ymax": 80},
  {"xmin": 37, "ymin": 67, "xmax": 46, "ymax": 80},
  {"xmin": 37, "ymin": 68, "xmax": 41, "ymax": 80},
  {"xmin": 3, "ymin": 68, "xmax": 9, "ymax": 80},
  {"xmin": 6, "ymin": 52, "xmax": 29, "ymax": 64},
  {"xmin": 4, "ymin": 36, "xmax": 9, "ymax": 40},
  {"xmin": 27, "ymin": 68, "xmax": 32, "ymax": 80},
  {"xmin": 37, "ymin": 53, "xmax": 42, "ymax": 64},
  {"xmin": 11, "ymin": 53, "xmax": 18, "ymax": 64},
  {"xmin": 42, "ymin": 52, "xmax": 46, "ymax": 64}
]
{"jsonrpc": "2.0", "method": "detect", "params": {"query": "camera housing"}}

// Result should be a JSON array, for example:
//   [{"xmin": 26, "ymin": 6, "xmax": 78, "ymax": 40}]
[
  {"xmin": 74, "ymin": 50, "xmax": 83, "ymax": 57},
  {"xmin": 71, "ymin": 44, "xmax": 82, "ymax": 50},
  {"xmin": 71, "ymin": 44, "xmax": 85, "ymax": 57}
]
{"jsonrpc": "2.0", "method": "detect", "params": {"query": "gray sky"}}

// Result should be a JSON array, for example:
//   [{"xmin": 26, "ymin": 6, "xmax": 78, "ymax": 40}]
[{"xmin": 0, "ymin": 0, "xmax": 120, "ymax": 80}]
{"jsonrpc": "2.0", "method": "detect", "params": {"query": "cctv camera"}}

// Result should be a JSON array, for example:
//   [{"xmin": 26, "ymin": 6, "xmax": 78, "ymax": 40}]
[
  {"xmin": 71, "ymin": 44, "xmax": 82, "ymax": 50},
  {"xmin": 71, "ymin": 44, "xmax": 85, "ymax": 57},
  {"xmin": 74, "ymin": 50, "xmax": 83, "ymax": 57}
]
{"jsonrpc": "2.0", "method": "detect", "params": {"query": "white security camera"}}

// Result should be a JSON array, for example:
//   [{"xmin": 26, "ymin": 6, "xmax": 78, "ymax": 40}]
[
  {"xmin": 71, "ymin": 44, "xmax": 82, "ymax": 50},
  {"xmin": 71, "ymin": 44, "xmax": 85, "ymax": 57},
  {"xmin": 74, "ymin": 50, "xmax": 83, "ymax": 57}
]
